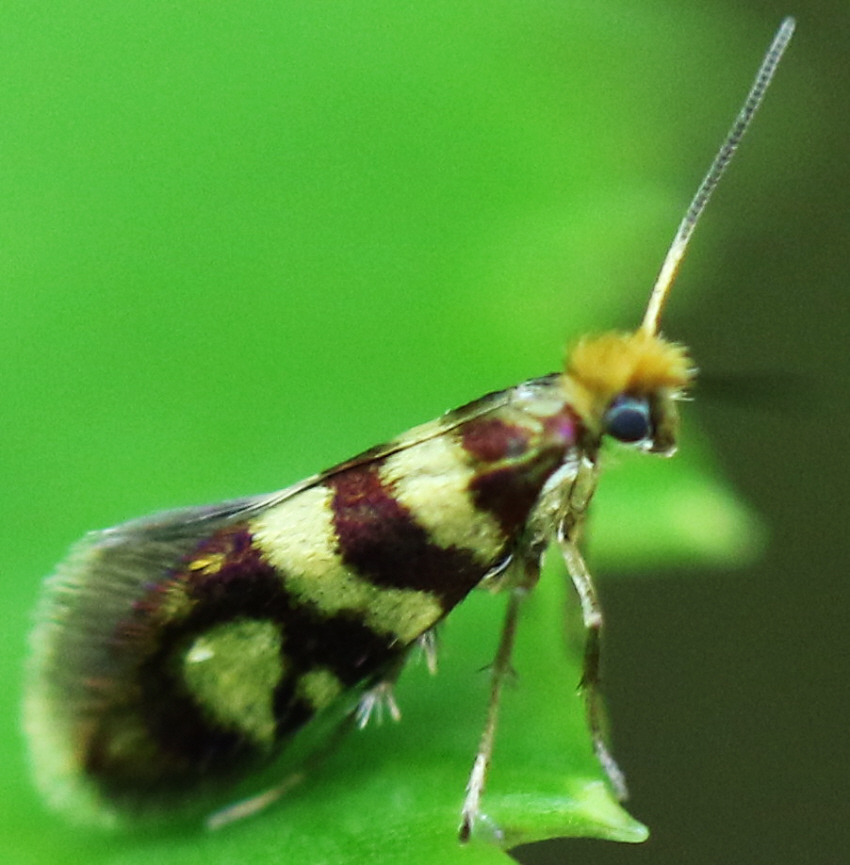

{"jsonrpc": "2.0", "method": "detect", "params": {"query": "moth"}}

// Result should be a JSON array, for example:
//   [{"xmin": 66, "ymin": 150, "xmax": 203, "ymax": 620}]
[{"xmin": 24, "ymin": 18, "xmax": 794, "ymax": 842}]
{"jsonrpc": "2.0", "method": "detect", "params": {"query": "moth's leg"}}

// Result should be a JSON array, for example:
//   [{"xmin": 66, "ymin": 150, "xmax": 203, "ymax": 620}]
[
  {"xmin": 356, "ymin": 680, "xmax": 402, "ymax": 727},
  {"xmin": 459, "ymin": 557, "xmax": 540, "ymax": 842},
  {"xmin": 206, "ymin": 772, "xmax": 307, "ymax": 830},
  {"xmin": 557, "ymin": 533, "xmax": 628, "ymax": 800},
  {"xmin": 356, "ymin": 632, "xmax": 438, "ymax": 728},
  {"xmin": 417, "ymin": 628, "xmax": 439, "ymax": 675}
]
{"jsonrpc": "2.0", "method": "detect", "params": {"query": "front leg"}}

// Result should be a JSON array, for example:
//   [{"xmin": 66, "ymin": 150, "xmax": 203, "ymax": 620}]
[{"xmin": 557, "ymin": 530, "xmax": 628, "ymax": 801}]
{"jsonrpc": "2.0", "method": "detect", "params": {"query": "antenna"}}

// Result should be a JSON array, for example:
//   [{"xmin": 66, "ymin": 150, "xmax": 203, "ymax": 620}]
[{"xmin": 640, "ymin": 16, "xmax": 795, "ymax": 335}]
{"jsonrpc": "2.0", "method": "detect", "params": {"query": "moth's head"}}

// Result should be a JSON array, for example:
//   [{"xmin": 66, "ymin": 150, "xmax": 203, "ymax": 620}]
[
  {"xmin": 562, "ymin": 330, "xmax": 694, "ymax": 455},
  {"xmin": 550, "ymin": 18, "xmax": 793, "ymax": 456}
]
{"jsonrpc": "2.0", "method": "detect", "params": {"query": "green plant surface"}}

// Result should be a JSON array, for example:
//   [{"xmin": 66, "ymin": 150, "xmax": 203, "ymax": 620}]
[{"xmin": 0, "ymin": 2, "xmax": 798, "ymax": 864}]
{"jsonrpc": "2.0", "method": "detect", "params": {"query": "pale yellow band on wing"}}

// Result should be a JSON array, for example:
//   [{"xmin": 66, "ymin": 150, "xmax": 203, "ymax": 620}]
[
  {"xmin": 379, "ymin": 432, "xmax": 505, "ymax": 564},
  {"xmin": 251, "ymin": 486, "xmax": 443, "ymax": 644}
]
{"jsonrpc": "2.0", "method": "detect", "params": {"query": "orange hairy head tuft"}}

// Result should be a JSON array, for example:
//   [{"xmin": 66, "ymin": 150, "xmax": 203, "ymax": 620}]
[{"xmin": 563, "ymin": 331, "xmax": 693, "ymax": 426}]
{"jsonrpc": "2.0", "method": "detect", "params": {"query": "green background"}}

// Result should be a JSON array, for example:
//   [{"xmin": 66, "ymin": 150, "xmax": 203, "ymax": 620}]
[{"xmin": 1, "ymin": 2, "xmax": 847, "ymax": 864}]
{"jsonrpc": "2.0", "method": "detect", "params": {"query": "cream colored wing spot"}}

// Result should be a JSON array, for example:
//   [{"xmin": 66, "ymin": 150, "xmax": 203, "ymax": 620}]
[
  {"xmin": 181, "ymin": 619, "xmax": 283, "ymax": 749},
  {"xmin": 380, "ymin": 433, "xmax": 505, "ymax": 565},
  {"xmin": 296, "ymin": 668, "xmax": 344, "ymax": 712}
]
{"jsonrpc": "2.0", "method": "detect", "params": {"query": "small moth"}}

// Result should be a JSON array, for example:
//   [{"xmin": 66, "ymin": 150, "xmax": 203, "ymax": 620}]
[{"xmin": 24, "ymin": 19, "xmax": 794, "ymax": 842}]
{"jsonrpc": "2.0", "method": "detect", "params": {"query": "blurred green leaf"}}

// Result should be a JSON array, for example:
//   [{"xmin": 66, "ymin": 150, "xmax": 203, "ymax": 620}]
[{"xmin": 594, "ymin": 432, "xmax": 765, "ymax": 571}]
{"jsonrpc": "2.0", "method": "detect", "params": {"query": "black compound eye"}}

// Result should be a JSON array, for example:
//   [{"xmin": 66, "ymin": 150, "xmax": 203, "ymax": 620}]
[{"xmin": 603, "ymin": 395, "xmax": 652, "ymax": 443}]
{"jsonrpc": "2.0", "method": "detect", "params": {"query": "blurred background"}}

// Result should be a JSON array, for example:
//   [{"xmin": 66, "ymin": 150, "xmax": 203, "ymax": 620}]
[{"xmin": 0, "ymin": 2, "xmax": 846, "ymax": 864}]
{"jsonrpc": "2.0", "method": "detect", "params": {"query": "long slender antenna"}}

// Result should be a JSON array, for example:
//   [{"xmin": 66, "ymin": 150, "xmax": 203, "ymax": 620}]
[{"xmin": 640, "ymin": 16, "xmax": 795, "ymax": 335}]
